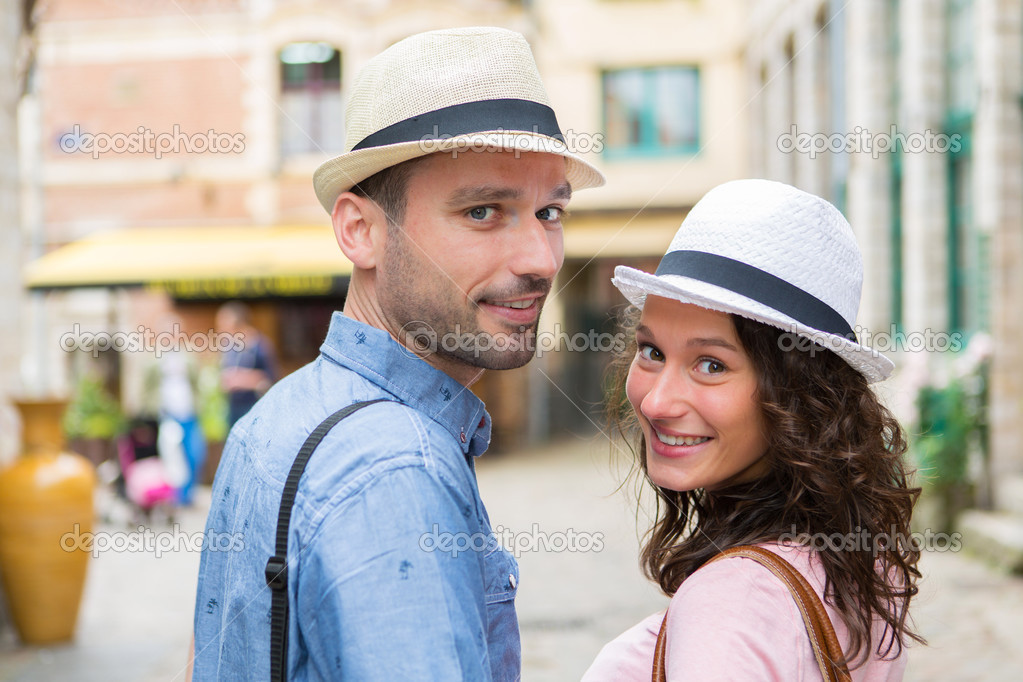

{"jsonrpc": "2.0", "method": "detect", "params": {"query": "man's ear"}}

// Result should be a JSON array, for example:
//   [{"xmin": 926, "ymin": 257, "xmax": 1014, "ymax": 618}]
[{"xmin": 332, "ymin": 192, "xmax": 386, "ymax": 269}]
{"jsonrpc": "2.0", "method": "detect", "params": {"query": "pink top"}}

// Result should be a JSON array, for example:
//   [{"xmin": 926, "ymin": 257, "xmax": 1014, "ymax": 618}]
[{"xmin": 582, "ymin": 543, "xmax": 907, "ymax": 681}]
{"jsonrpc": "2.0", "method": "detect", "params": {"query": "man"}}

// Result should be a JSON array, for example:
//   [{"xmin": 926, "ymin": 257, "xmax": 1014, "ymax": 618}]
[
  {"xmin": 214, "ymin": 301, "xmax": 277, "ymax": 427},
  {"xmin": 191, "ymin": 27, "xmax": 603, "ymax": 680}
]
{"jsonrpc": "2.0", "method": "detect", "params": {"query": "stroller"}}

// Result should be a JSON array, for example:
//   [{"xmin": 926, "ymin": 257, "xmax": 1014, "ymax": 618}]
[{"xmin": 113, "ymin": 417, "xmax": 181, "ymax": 523}]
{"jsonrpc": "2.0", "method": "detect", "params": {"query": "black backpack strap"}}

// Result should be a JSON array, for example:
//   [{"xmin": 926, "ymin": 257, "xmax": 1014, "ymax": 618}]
[{"xmin": 266, "ymin": 399, "xmax": 391, "ymax": 682}]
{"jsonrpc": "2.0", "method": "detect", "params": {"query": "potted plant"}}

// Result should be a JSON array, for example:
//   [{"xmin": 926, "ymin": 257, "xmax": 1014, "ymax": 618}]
[
  {"xmin": 63, "ymin": 374, "xmax": 127, "ymax": 467},
  {"xmin": 911, "ymin": 333, "xmax": 991, "ymax": 534}
]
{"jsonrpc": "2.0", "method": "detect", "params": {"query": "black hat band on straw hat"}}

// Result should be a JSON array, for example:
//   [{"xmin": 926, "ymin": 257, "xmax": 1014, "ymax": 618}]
[
  {"xmin": 654, "ymin": 250, "xmax": 857, "ymax": 342},
  {"xmin": 352, "ymin": 98, "xmax": 564, "ymax": 151}
]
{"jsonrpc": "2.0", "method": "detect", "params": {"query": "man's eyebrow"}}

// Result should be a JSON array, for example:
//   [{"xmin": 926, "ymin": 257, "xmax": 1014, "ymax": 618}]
[
  {"xmin": 445, "ymin": 186, "xmax": 521, "ymax": 207},
  {"xmin": 444, "ymin": 181, "xmax": 573, "ymax": 207},
  {"xmin": 549, "ymin": 183, "xmax": 572, "ymax": 202}
]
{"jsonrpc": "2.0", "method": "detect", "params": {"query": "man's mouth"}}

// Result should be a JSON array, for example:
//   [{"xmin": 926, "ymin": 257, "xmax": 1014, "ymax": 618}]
[{"xmin": 489, "ymin": 299, "xmax": 535, "ymax": 310}]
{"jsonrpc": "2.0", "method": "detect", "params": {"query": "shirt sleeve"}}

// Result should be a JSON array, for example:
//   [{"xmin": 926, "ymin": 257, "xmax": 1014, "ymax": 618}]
[
  {"xmin": 662, "ymin": 557, "xmax": 811, "ymax": 681},
  {"xmin": 581, "ymin": 610, "xmax": 663, "ymax": 681},
  {"xmin": 296, "ymin": 458, "xmax": 496, "ymax": 681}
]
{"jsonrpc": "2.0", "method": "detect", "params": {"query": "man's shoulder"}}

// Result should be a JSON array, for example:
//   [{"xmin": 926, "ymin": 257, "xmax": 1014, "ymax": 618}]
[{"xmin": 225, "ymin": 360, "xmax": 468, "ymax": 490}]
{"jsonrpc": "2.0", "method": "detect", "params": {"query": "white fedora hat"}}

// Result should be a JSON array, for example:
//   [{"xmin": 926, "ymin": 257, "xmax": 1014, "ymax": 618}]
[
  {"xmin": 613, "ymin": 179, "xmax": 894, "ymax": 383},
  {"xmin": 312, "ymin": 26, "xmax": 605, "ymax": 214}
]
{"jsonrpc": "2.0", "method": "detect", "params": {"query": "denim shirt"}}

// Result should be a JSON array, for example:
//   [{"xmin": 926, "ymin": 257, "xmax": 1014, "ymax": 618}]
[{"xmin": 192, "ymin": 313, "xmax": 520, "ymax": 681}]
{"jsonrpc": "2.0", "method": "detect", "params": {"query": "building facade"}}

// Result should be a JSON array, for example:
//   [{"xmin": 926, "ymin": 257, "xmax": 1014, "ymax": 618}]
[
  {"xmin": 15, "ymin": 0, "xmax": 748, "ymax": 454},
  {"xmin": 745, "ymin": 0, "xmax": 1023, "ymax": 516}
]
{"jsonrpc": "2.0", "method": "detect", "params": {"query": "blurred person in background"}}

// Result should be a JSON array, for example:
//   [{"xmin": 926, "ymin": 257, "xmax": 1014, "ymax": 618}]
[
  {"xmin": 191, "ymin": 26, "xmax": 603, "ymax": 681},
  {"xmin": 215, "ymin": 300, "xmax": 277, "ymax": 428},
  {"xmin": 586, "ymin": 180, "xmax": 922, "ymax": 680},
  {"xmin": 140, "ymin": 313, "xmax": 206, "ymax": 506}
]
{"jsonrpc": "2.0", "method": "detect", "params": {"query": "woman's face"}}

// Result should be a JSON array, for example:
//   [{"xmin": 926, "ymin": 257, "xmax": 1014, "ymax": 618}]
[{"xmin": 626, "ymin": 296, "xmax": 769, "ymax": 492}]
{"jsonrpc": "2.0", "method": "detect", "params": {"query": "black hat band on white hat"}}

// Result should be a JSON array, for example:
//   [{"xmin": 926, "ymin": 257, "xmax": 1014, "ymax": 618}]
[
  {"xmin": 654, "ymin": 250, "xmax": 857, "ymax": 341},
  {"xmin": 351, "ymin": 98, "xmax": 565, "ymax": 151}
]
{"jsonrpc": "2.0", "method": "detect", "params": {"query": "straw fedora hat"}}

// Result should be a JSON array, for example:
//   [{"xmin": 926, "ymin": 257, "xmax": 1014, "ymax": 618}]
[
  {"xmin": 312, "ymin": 26, "xmax": 605, "ymax": 214},
  {"xmin": 612, "ymin": 179, "xmax": 894, "ymax": 383}
]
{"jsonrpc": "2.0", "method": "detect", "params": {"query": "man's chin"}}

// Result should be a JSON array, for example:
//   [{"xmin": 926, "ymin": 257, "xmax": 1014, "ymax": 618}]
[{"xmin": 443, "ymin": 347, "xmax": 537, "ymax": 371}]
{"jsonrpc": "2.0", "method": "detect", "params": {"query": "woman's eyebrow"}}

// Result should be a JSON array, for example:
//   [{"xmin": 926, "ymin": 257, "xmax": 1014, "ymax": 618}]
[
  {"xmin": 636, "ymin": 324, "xmax": 736, "ymax": 351},
  {"xmin": 686, "ymin": 337, "xmax": 738, "ymax": 351}
]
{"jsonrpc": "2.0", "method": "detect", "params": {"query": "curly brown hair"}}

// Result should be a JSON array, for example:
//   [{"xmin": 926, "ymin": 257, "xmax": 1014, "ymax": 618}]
[{"xmin": 606, "ymin": 306, "xmax": 925, "ymax": 668}]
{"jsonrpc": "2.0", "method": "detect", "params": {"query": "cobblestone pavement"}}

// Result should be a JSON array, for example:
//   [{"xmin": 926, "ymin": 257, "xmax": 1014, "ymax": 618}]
[{"xmin": 1, "ymin": 435, "xmax": 1021, "ymax": 680}]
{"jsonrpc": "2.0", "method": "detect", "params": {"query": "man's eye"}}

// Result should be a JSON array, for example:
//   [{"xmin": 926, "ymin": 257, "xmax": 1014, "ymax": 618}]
[
  {"xmin": 536, "ymin": 206, "xmax": 563, "ymax": 221},
  {"xmin": 638, "ymin": 344, "xmax": 664, "ymax": 362},
  {"xmin": 468, "ymin": 206, "xmax": 496, "ymax": 220}
]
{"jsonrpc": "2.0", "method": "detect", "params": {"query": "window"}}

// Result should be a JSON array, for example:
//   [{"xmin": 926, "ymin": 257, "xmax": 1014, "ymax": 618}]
[
  {"xmin": 603, "ymin": 66, "xmax": 699, "ymax": 157},
  {"xmin": 279, "ymin": 42, "xmax": 343, "ymax": 157}
]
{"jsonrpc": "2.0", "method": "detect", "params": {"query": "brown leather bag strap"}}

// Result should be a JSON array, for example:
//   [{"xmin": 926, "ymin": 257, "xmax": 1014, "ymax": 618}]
[{"xmin": 652, "ymin": 545, "xmax": 852, "ymax": 682}]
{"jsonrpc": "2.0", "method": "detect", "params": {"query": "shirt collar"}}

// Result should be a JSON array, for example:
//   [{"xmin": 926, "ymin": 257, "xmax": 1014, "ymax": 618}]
[{"xmin": 319, "ymin": 312, "xmax": 492, "ymax": 457}]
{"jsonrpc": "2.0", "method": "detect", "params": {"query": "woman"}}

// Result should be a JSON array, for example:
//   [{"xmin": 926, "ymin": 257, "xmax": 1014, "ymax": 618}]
[{"xmin": 584, "ymin": 179, "xmax": 923, "ymax": 680}]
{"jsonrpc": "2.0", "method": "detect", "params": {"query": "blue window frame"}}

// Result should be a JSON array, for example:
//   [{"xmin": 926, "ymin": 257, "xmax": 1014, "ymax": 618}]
[{"xmin": 602, "ymin": 66, "xmax": 700, "ymax": 158}]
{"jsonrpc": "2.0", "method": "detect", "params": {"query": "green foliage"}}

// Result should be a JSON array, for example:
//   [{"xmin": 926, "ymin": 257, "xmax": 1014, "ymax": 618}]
[
  {"xmin": 197, "ymin": 363, "xmax": 229, "ymax": 442},
  {"xmin": 914, "ymin": 381, "xmax": 970, "ymax": 487},
  {"xmin": 63, "ymin": 374, "xmax": 127, "ymax": 440},
  {"xmin": 912, "ymin": 351, "xmax": 989, "ymax": 491}
]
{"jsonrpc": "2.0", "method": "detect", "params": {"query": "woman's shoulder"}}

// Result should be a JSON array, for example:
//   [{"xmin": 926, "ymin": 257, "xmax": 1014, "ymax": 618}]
[
  {"xmin": 672, "ymin": 541, "xmax": 818, "ymax": 602},
  {"xmin": 667, "ymin": 541, "xmax": 907, "ymax": 681}
]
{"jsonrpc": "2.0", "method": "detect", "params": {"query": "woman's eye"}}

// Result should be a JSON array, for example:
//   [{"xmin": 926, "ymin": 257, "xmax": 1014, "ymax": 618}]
[
  {"xmin": 536, "ymin": 206, "xmax": 563, "ymax": 222},
  {"xmin": 468, "ymin": 206, "xmax": 496, "ymax": 221},
  {"xmin": 696, "ymin": 358, "xmax": 726, "ymax": 374},
  {"xmin": 638, "ymin": 344, "xmax": 664, "ymax": 362}
]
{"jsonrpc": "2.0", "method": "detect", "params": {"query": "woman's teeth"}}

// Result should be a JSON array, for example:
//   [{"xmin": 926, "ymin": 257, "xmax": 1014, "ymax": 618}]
[{"xmin": 656, "ymin": 432, "xmax": 710, "ymax": 446}]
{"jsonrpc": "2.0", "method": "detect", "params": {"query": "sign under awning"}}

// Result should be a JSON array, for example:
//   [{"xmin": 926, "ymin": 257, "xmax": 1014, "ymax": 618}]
[{"xmin": 24, "ymin": 224, "xmax": 352, "ymax": 299}]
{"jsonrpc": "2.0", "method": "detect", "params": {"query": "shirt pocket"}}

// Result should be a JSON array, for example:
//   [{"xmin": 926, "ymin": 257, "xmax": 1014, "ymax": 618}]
[
  {"xmin": 482, "ymin": 543, "xmax": 520, "ymax": 681},
  {"xmin": 483, "ymin": 542, "xmax": 518, "ymax": 604}
]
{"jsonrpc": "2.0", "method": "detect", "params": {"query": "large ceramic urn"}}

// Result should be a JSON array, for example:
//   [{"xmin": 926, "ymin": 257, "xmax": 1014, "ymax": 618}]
[{"xmin": 0, "ymin": 400, "xmax": 96, "ymax": 644}]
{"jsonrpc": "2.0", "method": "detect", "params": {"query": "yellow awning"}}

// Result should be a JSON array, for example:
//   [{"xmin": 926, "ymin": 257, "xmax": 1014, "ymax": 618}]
[
  {"xmin": 24, "ymin": 213, "xmax": 679, "ymax": 297},
  {"xmin": 24, "ymin": 224, "xmax": 352, "ymax": 298}
]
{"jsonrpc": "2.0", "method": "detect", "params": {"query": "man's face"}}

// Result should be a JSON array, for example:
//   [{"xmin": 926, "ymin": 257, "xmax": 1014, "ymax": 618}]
[{"xmin": 376, "ymin": 150, "xmax": 570, "ymax": 383}]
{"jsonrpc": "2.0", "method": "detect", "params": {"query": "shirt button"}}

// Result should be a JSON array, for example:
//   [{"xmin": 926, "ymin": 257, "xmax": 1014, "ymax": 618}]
[
  {"xmin": 460, "ymin": 430, "xmax": 467, "ymax": 443},
  {"xmin": 508, "ymin": 574, "xmax": 517, "ymax": 589}
]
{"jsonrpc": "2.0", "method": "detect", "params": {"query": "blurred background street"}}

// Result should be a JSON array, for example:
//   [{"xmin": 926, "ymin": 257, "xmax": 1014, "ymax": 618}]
[
  {"xmin": 1, "ymin": 436, "xmax": 1022, "ymax": 681},
  {"xmin": 2, "ymin": 0, "xmax": 1023, "ymax": 679}
]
